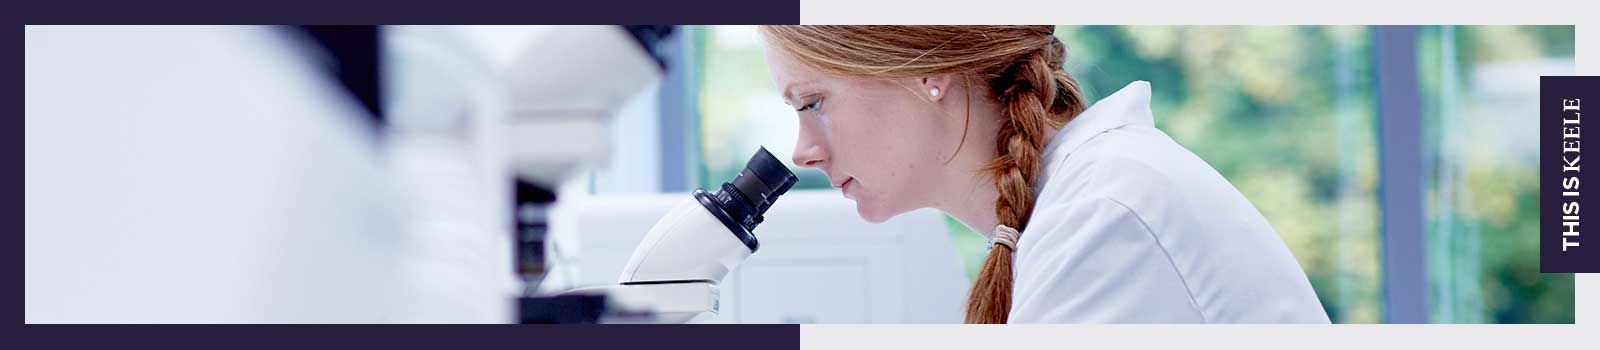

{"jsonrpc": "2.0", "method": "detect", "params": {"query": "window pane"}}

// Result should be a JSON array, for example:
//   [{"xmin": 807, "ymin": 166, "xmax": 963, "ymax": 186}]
[{"xmin": 1418, "ymin": 25, "xmax": 1575, "ymax": 323}]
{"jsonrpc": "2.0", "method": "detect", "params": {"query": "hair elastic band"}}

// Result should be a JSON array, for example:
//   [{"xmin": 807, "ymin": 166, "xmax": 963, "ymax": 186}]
[{"xmin": 990, "ymin": 225, "xmax": 1020, "ymax": 250}]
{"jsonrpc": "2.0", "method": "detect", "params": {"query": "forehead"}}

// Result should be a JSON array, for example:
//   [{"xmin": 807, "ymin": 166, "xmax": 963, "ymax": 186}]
[{"xmin": 763, "ymin": 46, "xmax": 821, "ymax": 97}]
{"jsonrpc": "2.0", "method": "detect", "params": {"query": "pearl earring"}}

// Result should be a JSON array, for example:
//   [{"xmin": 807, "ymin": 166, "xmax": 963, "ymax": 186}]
[{"xmin": 930, "ymin": 87, "xmax": 941, "ymax": 97}]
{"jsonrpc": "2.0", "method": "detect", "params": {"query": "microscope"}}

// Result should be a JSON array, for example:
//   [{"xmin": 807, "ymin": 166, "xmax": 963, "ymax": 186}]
[{"xmin": 556, "ymin": 148, "xmax": 797, "ymax": 323}]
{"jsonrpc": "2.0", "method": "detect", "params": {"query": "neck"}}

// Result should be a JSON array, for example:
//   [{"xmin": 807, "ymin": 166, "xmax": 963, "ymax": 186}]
[
  {"xmin": 930, "ymin": 99, "xmax": 1002, "ymax": 234},
  {"xmin": 925, "ymin": 80, "xmax": 1062, "ymax": 235},
  {"xmin": 934, "ymin": 125, "xmax": 1060, "ymax": 234},
  {"xmin": 939, "ymin": 171, "xmax": 999, "ymax": 234}
]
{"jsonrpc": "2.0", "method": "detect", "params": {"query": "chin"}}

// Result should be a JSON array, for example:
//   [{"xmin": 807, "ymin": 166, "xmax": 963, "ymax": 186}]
[{"xmin": 852, "ymin": 201, "xmax": 898, "ymax": 223}]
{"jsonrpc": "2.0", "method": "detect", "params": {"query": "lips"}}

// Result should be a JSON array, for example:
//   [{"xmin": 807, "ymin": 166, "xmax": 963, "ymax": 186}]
[{"xmin": 837, "ymin": 177, "xmax": 856, "ymax": 198}]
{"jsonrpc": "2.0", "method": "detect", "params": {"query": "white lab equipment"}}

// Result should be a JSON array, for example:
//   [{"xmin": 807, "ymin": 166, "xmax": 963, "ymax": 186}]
[
  {"xmin": 556, "ymin": 189, "xmax": 971, "ymax": 323},
  {"xmin": 381, "ymin": 25, "xmax": 521, "ymax": 323},
  {"xmin": 499, "ymin": 26, "xmax": 667, "ymax": 189},
  {"xmin": 25, "ymin": 26, "xmax": 401, "ymax": 323},
  {"xmin": 25, "ymin": 25, "xmax": 673, "ymax": 323}
]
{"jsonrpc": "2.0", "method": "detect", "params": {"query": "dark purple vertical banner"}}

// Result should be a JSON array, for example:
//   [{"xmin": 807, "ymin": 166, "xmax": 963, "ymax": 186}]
[{"xmin": 1541, "ymin": 76, "xmax": 1600, "ymax": 273}]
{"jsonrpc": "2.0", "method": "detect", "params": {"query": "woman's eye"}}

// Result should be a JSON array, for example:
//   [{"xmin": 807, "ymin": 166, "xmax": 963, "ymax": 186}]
[{"xmin": 796, "ymin": 99, "xmax": 823, "ymax": 112}]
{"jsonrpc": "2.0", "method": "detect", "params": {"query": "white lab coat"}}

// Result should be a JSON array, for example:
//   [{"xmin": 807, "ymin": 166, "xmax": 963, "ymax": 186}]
[{"xmin": 1008, "ymin": 81, "xmax": 1330, "ymax": 323}]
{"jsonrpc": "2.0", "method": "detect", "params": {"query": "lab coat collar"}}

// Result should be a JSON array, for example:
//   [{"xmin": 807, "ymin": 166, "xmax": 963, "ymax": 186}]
[{"xmin": 1034, "ymin": 81, "xmax": 1154, "ymax": 191}]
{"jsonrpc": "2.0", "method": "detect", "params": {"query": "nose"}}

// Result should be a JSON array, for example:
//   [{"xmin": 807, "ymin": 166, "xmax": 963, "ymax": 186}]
[{"xmin": 791, "ymin": 121, "xmax": 826, "ymax": 169}]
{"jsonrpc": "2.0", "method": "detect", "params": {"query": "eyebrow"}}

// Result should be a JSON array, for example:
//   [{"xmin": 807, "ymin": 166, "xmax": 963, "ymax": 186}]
[{"xmin": 781, "ymin": 81, "xmax": 820, "ymax": 106}]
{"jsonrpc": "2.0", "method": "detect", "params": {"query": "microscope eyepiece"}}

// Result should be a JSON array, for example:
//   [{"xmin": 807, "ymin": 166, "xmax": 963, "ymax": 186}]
[
  {"xmin": 731, "ymin": 147, "xmax": 798, "ymax": 214},
  {"xmin": 694, "ymin": 147, "xmax": 798, "ymax": 253}
]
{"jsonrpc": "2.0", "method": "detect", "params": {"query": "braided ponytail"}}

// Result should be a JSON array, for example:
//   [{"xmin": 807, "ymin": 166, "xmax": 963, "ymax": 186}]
[
  {"xmin": 760, "ymin": 25, "xmax": 1087, "ymax": 323},
  {"xmin": 965, "ymin": 39, "xmax": 1085, "ymax": 323}
]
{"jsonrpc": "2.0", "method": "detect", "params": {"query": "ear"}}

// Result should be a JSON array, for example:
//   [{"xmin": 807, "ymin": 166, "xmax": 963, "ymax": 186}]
[{"xmin": 919, "ymin": 74, "xmax": 955, "ymax": 102}]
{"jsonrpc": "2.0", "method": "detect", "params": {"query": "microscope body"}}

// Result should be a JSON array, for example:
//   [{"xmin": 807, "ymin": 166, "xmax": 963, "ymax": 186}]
[
  {"xmin": 570, "ymin": 195, "xmax": 742, "ymax": 323},
  {"xmin": 565, "ymin": 148, "xmax": 794, "ymax": 323},
  {"xmin": 619, "ymin": 191, "xmax": 754, "ymax": 285}
]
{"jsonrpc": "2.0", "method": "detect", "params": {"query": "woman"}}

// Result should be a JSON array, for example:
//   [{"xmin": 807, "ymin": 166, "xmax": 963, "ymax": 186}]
[{"xmin": 759, "ymin": 25, "xmax": 1330, "ymax": 324}]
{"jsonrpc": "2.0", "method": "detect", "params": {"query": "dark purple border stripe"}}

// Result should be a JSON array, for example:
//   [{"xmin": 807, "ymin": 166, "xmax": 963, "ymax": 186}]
[
  {"xmin": 18, "ymin": 324, "xmax": 802, "ymax": 349},
  {"xmin": 13, "ymin": 0, "xmax": 802, "ymax": 24}
]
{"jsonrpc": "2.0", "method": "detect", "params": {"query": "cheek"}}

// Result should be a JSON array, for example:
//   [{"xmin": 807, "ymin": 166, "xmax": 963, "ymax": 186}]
[
  {"xmin": 832, "ymin": 108, "xmax": 933, "ymax": 219},
  {"xmin": 831, "ymin": 107, "xmax": 904, "ymax": 179}
]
